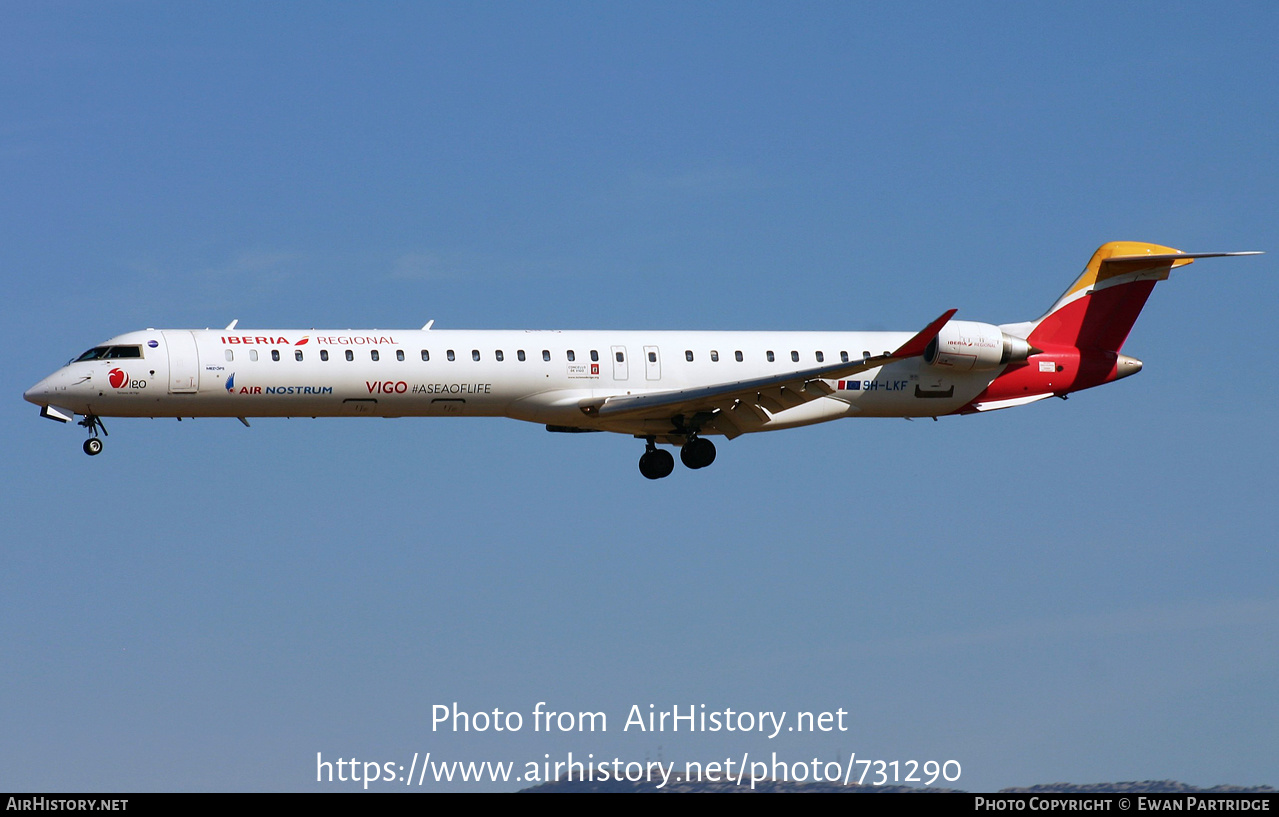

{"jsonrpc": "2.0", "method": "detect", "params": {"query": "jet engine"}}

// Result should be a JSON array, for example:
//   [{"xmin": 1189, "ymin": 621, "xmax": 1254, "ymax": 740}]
[{"xmin": 923, "ymin": 321, "xmax": 1036, "ymax": 372}]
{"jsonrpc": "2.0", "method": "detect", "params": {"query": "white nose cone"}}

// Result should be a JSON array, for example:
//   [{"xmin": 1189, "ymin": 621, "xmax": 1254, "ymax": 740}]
[{"xmin": 23, "ymin": 376, "xmax": 51, "ymax": 405}]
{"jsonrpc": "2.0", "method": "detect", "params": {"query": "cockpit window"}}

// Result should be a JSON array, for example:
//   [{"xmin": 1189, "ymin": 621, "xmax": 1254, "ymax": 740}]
[
  {"xmin": 74, "ymin": 347, "xmax": 111, "ymax": 362},
  {"xmin": 74, "ymin": 345, "xmax": 143, "ymax": 362}
]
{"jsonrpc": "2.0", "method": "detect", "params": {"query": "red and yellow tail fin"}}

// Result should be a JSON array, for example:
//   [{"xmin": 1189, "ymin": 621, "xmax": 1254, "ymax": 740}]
[{"xmin": 1029, "ymin": 242, "xmax": 1240, "ymax": 352}]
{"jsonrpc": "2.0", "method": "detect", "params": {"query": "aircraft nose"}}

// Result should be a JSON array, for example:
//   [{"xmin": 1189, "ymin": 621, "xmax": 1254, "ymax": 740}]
[{"xmin": 24, "ymin": 376, "xmax": 50, "ymax": 405}]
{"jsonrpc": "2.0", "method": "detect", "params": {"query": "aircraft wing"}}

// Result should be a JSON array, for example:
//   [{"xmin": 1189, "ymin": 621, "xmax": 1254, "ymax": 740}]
[{"xmin": 579, "ymin": 309, "xmax": 957, "ymax": 438}]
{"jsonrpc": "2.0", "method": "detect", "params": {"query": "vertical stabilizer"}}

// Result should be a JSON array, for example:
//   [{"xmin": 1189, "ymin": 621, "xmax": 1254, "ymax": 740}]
[{"xmin": 1029, "ymin": 241, "xmax": 1197, "ymax": 352}]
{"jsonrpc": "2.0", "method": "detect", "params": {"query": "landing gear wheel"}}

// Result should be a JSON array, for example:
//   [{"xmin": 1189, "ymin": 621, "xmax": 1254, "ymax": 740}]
[
  {"xmin": 680, "ymin": 437, "xmax": 716, "ymax": 469},
  {"xmin": 83, "ymin": 438, "xmax": 103, "ymax": 456},
  {"xmin": 638, "ymin": 449, "xmax": 675, "ymax": 480}
]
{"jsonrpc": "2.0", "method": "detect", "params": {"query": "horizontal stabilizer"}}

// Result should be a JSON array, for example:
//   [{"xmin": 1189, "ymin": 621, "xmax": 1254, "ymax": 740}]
[
  {"xmin": 1098, "ymin": 250, "xmax": 1264, "ymax": 279},
  {"xmin": 1106, "ymin": 251, "xmax": 1263, "ymax": 262}
]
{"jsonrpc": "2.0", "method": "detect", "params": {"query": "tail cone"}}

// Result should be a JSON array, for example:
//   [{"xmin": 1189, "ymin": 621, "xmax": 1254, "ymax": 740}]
[{"xmin": 1115, "ymin": 354, "xmax": 1143, "ymax": 380}]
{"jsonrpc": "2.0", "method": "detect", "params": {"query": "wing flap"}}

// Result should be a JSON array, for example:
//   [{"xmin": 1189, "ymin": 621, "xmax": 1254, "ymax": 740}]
[
  {"xmin": 708, "ymin": 407, "xmax": 742, "ymax": 439},
  {"xmin": 727, "ymin": 398, "xmax": 768, "ymax": 424}
]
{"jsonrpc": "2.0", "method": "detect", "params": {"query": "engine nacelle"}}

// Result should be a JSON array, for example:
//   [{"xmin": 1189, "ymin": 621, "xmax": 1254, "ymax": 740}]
[{"xmin": 923, "ymin": 320, "xmax": 1035, "ymax": 372}]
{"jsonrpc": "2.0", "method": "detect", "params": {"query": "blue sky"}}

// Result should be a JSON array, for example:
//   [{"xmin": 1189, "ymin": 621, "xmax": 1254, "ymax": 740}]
[{"xmin": 3, "ymin": 2, "xmax": 1276, "ymax": 792}]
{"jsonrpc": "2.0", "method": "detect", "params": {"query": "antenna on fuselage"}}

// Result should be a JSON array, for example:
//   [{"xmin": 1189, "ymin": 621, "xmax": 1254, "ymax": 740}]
[
  {"xmin": 422, "ymin": 320, "xmax": 434, "ymax": 330},
  {"xmin": 225, "ymin": 319, "xmax": 238, "ymax": 331}
]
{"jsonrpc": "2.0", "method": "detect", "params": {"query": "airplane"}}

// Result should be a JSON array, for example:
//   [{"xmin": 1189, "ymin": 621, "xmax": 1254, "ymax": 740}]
[{"xmin": 24, "ymin": 241, "xmax": 1261, "ymax": 478}]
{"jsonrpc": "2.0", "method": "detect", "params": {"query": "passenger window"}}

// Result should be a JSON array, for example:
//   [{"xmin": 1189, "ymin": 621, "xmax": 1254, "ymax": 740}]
[
  {"xmin": 816, "ymin": 351, "xmax": 824, "ymax": 363},
  {"xmin": 249, "ymin": 349, "xmax": 258, "ymax": 362},
  {"xmin": 791, "ymin": 351, "xmax": 799, "ymax": 362},
  {"xmin": 862, "ymin": 350, "xmax": 871, "ymax": 360},
  {"xmin": 496, "ymin": 350, "xmax": 504, "ymax": 361},
  {"xmin": 397, "ymin": 350, "xmax": 405, "ymax": 362},
  {"xmin": 841, "ymin": 351, "xmax": 849, "ymax": 363},
  {"xmin": 421, "ymin": 350, "xmax": 429, "ymax": 361},
  {"xmin": 472, "ymin": 350, "xmax": 480, "ymax": 361},
  {"xmin": 345, "ymin": 350, "xmax": 354, "ymax": 361},
  {"xmin": 590, "ymin": 350, "xmax": 599, "ymax": 362},
  {"xmin": 567, "ymin": 350, "xmax": 575, "ymax": 361},
  {"xmin": 615, "ymin": 351, "xmax": 624, "ymax": 363},
  {"xmin": 767, "ymin": 351, "xmax": 775, "ymax": 362},
  {"xmin": 225, "ymin": 349, "xmax": 233, "ymax": 362},
  {"xmin": 543, "ymin": 350, "xmax": 551, "ymax": 362},
  {"xmin": 371, "ymin": 350, "xmax": 379, "ymax": 361},
  {"xmin": 295, "ymin": 349, "xmax": 304, "ymax": 361},
  {"xmin": 648, "ymin": 351, "xmax": 657, "ymax": 363},
  {"xmin": 447, "ymin": 350, "xmax": 455, "ymax": 361},
  {"xmin": 735, "ymin": 351, "xmax": 743, "ymax": 362},
  {"xmin": 271, "ymin": 349, "xmax": 280, "ymax": 361},
  {"xmin": 711, "ymin": 350, "xmax": 719, "ymax": 362},
  {"xmin": 517, "ymin": 350, "xmax": 526, "ymax": 361},
  {"xmin": 685, "ymin": 350, "xmax": 693, "ymax": 362},
  {"xmin": 321, "ymin": 350, "xmax": 329, "ymax": 361}
]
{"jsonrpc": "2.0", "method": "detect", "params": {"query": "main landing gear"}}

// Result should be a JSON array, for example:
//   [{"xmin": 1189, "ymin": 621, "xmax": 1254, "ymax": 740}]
[
  {"xmin": 638, "ymin": 438, "xmax": 674, "ymax": 480},
  {"xmin": 78, "ymin": 414, "xmax": 107, "ymax": 456},
  {"xmin": 680, "ymin": 436, "xmax": 716, "ymax": 470},
  {"xmin": 637, "ymin": 435, "xmax": 717, "ymax": 479}
]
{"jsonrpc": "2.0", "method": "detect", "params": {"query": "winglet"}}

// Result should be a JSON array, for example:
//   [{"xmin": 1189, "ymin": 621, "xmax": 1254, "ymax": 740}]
[{"xmin": 892, "ymin": 309, "xmax": 957, "ymax": 358}]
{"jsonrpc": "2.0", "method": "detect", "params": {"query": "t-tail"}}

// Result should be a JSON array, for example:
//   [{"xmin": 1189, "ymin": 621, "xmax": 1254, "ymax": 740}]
[
  {"xmin": 1028, "ymin": 241, "xmax": 1260, "ymax": 353},
  {"xmin": 965, "ymin": 242, "xmax": 1261, "ymax": 412}
]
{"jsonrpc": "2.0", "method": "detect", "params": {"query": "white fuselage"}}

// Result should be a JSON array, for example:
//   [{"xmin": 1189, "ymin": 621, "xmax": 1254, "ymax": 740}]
[{"xmin": 26, "ymin": 327, "xmax": 997, "ymax": 438}]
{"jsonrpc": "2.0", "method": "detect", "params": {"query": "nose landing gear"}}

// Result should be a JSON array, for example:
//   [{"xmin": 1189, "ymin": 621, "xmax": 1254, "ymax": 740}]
[{"xmin": 78, "ymin": 414, "xmax": 107, "ymax": 456}]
